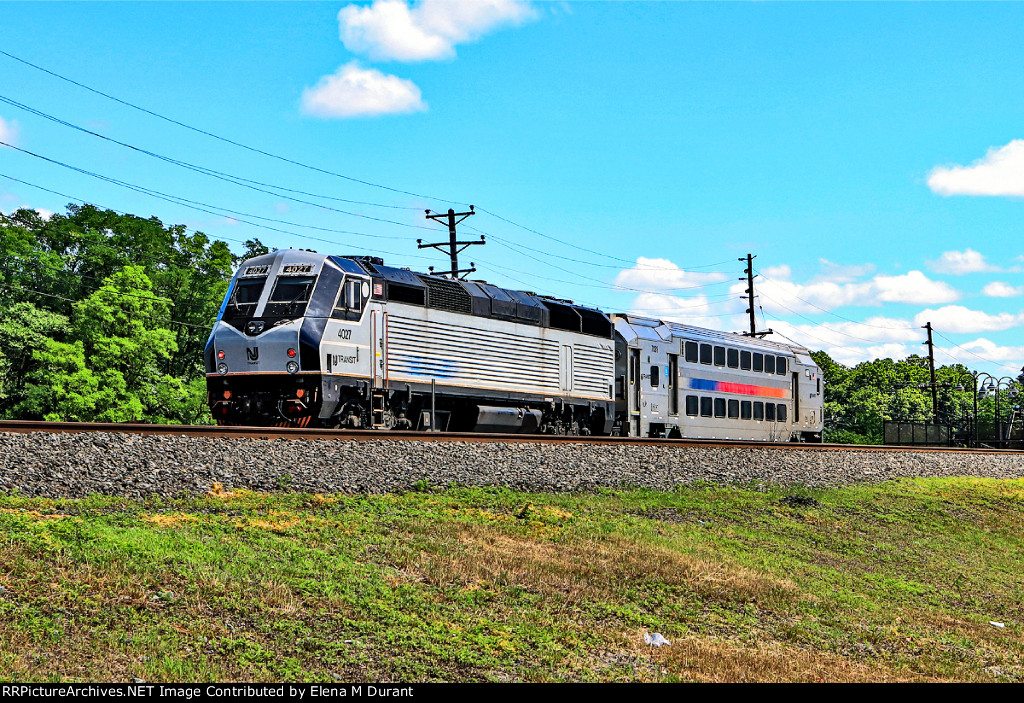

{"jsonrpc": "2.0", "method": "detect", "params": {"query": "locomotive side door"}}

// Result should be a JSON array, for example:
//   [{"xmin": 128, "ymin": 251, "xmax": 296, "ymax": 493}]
[{"xmin": 371, "ymin": 310, "xmax": 389, "ymax": 390}]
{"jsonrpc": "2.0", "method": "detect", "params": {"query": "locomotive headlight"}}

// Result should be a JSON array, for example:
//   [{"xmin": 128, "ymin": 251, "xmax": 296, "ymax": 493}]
[
  {"xmin": 217, "ymin": 363, "xmax": 228, "ymax": 375},
  {"xmin": 286, "ymin": 361, "xmax": 299, "ymax": 374},
  {"xmin": 287, "ymin": 348, "xmax": 297, "ymax": 358}
]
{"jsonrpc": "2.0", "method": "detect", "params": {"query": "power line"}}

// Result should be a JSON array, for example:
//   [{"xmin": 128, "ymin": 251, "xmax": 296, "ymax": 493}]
[
  {"xmin": 0, "ymin": 94, "xmax": 425, "ymax": 213},
  {"xmin": 0, "ymin": 49, "xmax": 743, "ymax": 276},
  {"xmin": 0, "ymin": 174, "xmax": 442, "ymax": 270},
  {"xmin": 0, "ymin": 139, "xmax": 436, "ymax": 234},
  {"xmin": 0, "ymin": 279, "xmax": 212, "ymax": 331},
  {"xmin": 0, "ymin": 48, "xmax": 464, "ymax": 206},
  {"xmin": 4, "ymin": 90, "xmax": 741, "ymax": 277}
]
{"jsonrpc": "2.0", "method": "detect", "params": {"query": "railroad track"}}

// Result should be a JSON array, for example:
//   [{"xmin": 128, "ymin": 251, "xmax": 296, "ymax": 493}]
[{"xmin": 2, "ymin": 420, "xmax": 1021, "ymax": 454}]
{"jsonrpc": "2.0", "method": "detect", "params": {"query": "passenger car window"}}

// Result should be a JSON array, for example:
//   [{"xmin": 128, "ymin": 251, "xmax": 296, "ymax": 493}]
[
  {"xmin": 700, "ymin": 344, "xmax": 712, "ymax": 365},
  {"xmin": 776, "ymin": 356, "xmax": 787, "ymax": 375},
  {"xmin": 714, "ymin": 398, "xmax": 726, "ymax": 418},
  {"xmin": 700, "ymin": 397, "xmax": 713, "ymax": 417},
  {"xmin": 650, "ymin": 366, "xmax": 660, "ymax": 388},
  {"xmin": 685, "ymin": 341, "xmax": 698, "ymax": 363},
  {"xmin": 714, "ymin": 346, "xmax": 725, "ymax": 366},
  {"xmin": 753, "ymin": 353, "xmax": 764, "ymax": 372},
  {"xmin": 764, "ymin": 355, "xmax": 776, "ymax": 374},
  {"xmin": 741, "ymin": 401, "xmax": 752, "ymax": 420},
  {"xmin": 766, "ymin": 403, "xmax": 776, "ymax": 422},
  {"xmin": 777, "ymin": 404, "xmax": 788, "ymax": 422},
  {"xmin": 753, "ymin": 401, "xmax": 764, "ymax": 420},
  {"xmin": 727, "ymin": 348, "xmax": 739, "ymax": 368},
  {"xmin": 740, "ymin": 351, "xmax": 751, "ymax": 370},
  {"xmin": 728, "ymin": 399, "xmax": 739, "ymax": 418},
  {"xmin": 686, "ymin": 395, "xmax": 698, "ymax": 416}
]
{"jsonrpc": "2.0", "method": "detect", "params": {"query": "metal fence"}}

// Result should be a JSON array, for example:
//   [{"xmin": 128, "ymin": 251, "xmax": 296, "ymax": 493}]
[{"xmin": 883, "ymin": 421, "xmax": 951, "ymax": 447}]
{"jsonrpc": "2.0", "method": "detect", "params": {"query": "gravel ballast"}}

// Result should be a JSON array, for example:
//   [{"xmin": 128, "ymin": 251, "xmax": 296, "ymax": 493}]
[{"xmin": 3, "ymin": 431, "xmax": 1024, "ymax": 499}]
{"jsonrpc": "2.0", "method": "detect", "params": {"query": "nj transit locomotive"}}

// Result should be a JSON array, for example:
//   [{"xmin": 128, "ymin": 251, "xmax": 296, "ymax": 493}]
[{"xmin": 205, "ymin": 249, "xmax": 824, "ymax": 441}]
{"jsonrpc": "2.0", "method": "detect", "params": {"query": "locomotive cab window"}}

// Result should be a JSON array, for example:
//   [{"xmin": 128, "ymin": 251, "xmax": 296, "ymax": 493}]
[
  {"xmin": 265, "ymin": 275, "xmax": 317, "ymax": 317},
  {"xmin": 332, "ymin": 278, "xmax": 369, "ymax": 321},
  {"xmin": 685, "ymin": 341, "xmax": 698, "ymax": 363},
  {"xmin": 223, "ymin": 276, "xmax": 266, "ymax": 320}
]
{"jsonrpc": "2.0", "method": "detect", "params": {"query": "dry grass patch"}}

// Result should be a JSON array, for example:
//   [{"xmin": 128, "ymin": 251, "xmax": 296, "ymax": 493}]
[
  {"xmin": 399, "ymin": 522, "xmax": 795, "ymax": 605},
  {"xmin": 645, "ymin": 636, "xmax": 929, "ymax": 683},
  {"xmin": 144, "ymin": 513, "xmax": 198, "ymax": 528}
]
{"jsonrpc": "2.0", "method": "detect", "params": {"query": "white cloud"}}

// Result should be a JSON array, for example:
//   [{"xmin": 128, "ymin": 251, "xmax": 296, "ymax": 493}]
[
  {"xmin": 927, "ymin": 248, "xmax": 997, "ymax": 275},
  {"xmin": 614, "ymin": 257, "xmax": 729, "ymax": 293},
  {"xmin": 301, "ymin": 61, "xmax": 427, "ymax": 118},
  {"xmin": 616, "ymin": 258, "xmax": 960, "ymax": 318},
  {"xmin": 913, "ymin": 305, "xmax": 1024, "ymax": 334},
  {"xmin": 627, "ymin": 292, "xmax": 747, "ymax": 331},
  {"xmin": 928, "ymin": 139, "xmax": 1024, "ymax": 197},
  {"xmin": 814, "ymin": 259, "xmax": 875, "ymax": 283},
  {"xmin": 754, "ymin": 269, "xmax": 959, "ymax": 313},
  {"xmin": 936, "ymin": 338, "xmax": 1024, "ymax": 374},
  {"xmin": 872, "ymin": 271, "xmax": 960, "ymax": 305},
  {"xmin": 983, "ymin": 281, "xmax": 1024, "ymax": 298},
  {"xmin": 339, "ymin": 0, "xmax": 536, "ymax": 62},
  {"xmin": 0, "ymin": 116, "xmax": 18, "ymax": 146}
]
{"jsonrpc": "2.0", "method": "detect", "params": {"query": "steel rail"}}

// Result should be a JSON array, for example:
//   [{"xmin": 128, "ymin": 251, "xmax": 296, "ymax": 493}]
[{"xmin": 2, "ymin": 420, "xmax": 1023, "ymax": 455}]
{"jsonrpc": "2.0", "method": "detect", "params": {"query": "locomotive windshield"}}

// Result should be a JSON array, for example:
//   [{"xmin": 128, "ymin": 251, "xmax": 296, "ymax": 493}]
[
  {"xmin": 222, "ymin": 276, "xmax": 266, "ymax": 321},
  {"xmin": 264, "ymin": 275, "xmax": 317, "ymax": 317}
]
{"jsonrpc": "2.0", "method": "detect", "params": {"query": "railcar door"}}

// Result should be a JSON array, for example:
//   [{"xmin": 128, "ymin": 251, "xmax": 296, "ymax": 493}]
[{"xmin": 629, "ymin": 348, "xmax": 641, "ymax": 436}]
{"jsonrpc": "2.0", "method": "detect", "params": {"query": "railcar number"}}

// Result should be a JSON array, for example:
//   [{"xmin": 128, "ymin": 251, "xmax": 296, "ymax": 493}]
[
  {"xmin": 338, "ymin": 328, "xmax": 352, "ymax": 340},
  {"xmin": 243, "ymin": 265, "xmax": 269, "ymax": 276},
  {"xmin": 282, "ymin": 264, "xmax": 313, "ymax": 274}
]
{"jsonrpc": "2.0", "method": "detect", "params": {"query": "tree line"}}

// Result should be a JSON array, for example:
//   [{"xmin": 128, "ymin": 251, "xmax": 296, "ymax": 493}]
[
  {"xmin": 811, "ymin": 351, "xmax": 1022, "ymax": 445},
  {"xmin": 0, "ymin": 204, "xmax": 265, "ymax": 424}
]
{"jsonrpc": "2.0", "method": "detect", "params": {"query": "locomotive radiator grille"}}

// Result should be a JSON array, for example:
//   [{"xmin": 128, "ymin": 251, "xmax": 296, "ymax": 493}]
[
  {"xmin": 573, "ymin": 345, "xmax": 615, "ymax": 396},
  {"xmin": 386, "ymin": 315, "xmax": 561, "ymax": 394}
]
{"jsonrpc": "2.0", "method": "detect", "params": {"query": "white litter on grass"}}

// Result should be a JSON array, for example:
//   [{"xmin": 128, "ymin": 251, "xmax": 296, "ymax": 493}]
[
  {"xmin": 644, "ymin": 632, "xmax": 670, "ymax": 647},
  {"xmin": 990, "ymin": 621, "xmax": 1005, "ymax": 629}
]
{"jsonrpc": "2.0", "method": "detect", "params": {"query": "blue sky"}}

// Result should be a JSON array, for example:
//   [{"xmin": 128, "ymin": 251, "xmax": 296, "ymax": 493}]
[{"xmin": 2, "ymin": 1, "xmax": 1023, "ymax": 374}]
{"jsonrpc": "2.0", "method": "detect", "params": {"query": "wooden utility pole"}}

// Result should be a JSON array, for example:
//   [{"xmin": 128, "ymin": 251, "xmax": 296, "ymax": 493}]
[
  {"xmin": 740, "ymin": 254, "xmax": 772, "ymax": 338},
  {"xmin": 418, "ymin": 206, "xmax": 484, "ymax": 279},
  {"xmin": 922, "ymin": 321, "xmax": 938, "ymax": 424}
]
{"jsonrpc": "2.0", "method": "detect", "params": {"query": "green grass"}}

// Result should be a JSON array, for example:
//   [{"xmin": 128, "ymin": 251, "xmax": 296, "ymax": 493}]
[{"xmin": 1, "ymin": 477, "xmax": 1023, "ymax": 682}]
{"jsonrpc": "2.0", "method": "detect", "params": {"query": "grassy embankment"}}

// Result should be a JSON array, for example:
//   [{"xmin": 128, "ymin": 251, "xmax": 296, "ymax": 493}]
[{"xmin": 1, "ymin": 477, "xmax": 1022, "ymax": 682}]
